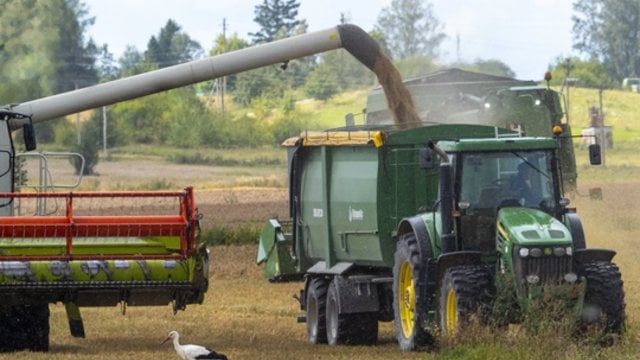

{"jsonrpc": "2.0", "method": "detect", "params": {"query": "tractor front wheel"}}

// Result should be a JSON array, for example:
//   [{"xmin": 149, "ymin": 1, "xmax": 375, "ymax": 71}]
[
  {"xmin": 438, "ymin": 265, "xmax": 493, "ymax": 337},
  {"xmin": 578, "ymin": 261, "xmax": 625, "ymax": 342}
]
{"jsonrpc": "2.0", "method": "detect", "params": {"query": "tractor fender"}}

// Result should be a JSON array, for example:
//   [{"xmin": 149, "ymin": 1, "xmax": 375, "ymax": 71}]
[
  {"xmin": 396, "ymin": 216, "xmax": 433, "ymax": 261},
  {"xmin": 565, "ymin": 213, "xmax": 586, "ymax": 250},
  {"xmin": 573, "ymin": 248, "xmax": 617, "ymax": 267},
  {"xmin": 396, "ymin": 216, "xmax": 436, "ymax": 311}
]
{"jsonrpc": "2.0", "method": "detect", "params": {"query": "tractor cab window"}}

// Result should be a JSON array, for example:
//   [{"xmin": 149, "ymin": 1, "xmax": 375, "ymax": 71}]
[{"xmin": 456, "ymin": 150, "xmax": 556, "ymax": 252}]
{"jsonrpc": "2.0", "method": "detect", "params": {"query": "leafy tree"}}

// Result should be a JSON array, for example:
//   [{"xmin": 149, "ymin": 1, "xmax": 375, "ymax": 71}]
[
  {"xmin": 546, "ymin": 57, "xmax": 614, "ymax": 88},
  {"xmin": 72, "ymin": 109, "xmax": 102, "ymax": 175},
  {"xmin": 374, "ymin": 0, "xmax": 445, "ymax": 59},
  {"xmin": 233, "ymin": 66, "xmax": 285, "ymax": 106},
  {"xmin": 118, "ymin": 45, "xmax": 157, "ymax": 76},
  {"xmin": 53, "ymin": 0, "xmax": 99, "ymax": 93},
  {"xmin": 144, "ymin": 19, "xmax": 203, "ymax": 68},
  {"xmin": 303, "ymin": 63, "xmax": 339, "ymax": 100},
  {"xmin": 202, "ymin": 33, "xmax": 250, "ymax": 93},
  {"xmin": 0, "ymin": 0, "xmax": 100, "ymax": 144},
  {"xmin": 250, "ymin": 0, "xmax": 301, "ymax": 43},
  {"xmin": 95, "ymin": 44, "xmax": 118, "ymax": 81},
  {"xmin": 572, "ymin": 0, "xmax": 640, "ymax": 82},
  {"xmin": 394, "ymin": 55, "xmax": 440, "ymax": 79},
  {"xmin": 0, "ymin": 0, "xmax": 98, "ymax": 103}
]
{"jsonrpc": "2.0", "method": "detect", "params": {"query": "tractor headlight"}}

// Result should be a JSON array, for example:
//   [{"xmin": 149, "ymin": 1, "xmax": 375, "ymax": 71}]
[
  {"xmin": 553, "ymin": 247, "xmax": 566, "ymax": 257},
  {"xmin": 566, "ymin": 246, "xmax": 573, "ymax": 256},
  {"xmin": 526, "ymin": 275, "xmax": 540, "ymax": 284},
  {"xmin": 564, "ymin": 272, "xmax": 578, "ymax": 283},
  {"xmin": 519, "ymin": 247, "xmax": 530, "ymax": 258},
  {"xmin": 529, "ymin": 248, "xmax": 543, "ymax": 258}
]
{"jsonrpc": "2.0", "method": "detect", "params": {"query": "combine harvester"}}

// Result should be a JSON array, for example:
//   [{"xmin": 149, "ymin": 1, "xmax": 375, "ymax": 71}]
[
  {"xmin": 364, "ymin": 68, "xmax": 579, "ymax": 190},
  {"xmin": 0, "ymin": 24, "xmax": 391, "ymax": 352}
]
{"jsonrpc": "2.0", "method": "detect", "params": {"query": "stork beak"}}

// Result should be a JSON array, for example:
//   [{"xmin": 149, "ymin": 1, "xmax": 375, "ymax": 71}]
[{"xmin": 161, "ymin": 337, "xmax": 171, "ymax": 345}]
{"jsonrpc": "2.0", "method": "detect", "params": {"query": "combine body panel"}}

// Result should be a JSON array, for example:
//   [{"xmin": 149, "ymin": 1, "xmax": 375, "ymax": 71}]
[
  {"xmin": 259, "ymin": 123, "xmax": 625, "ymax": 350},
  {"xmin": 0, "ymin": 24, "xmax": 390, "ymax": 352},
  {"xmin": 364, "ymin": 69, "xmax": 577, "ymax": 190}
]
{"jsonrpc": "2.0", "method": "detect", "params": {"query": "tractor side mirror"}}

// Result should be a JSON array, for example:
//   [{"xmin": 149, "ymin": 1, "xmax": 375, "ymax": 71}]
[
  {"xmin": 589, "ymin": 144, "xmax": 601, "ymax": 165},
  {"xmin": 419, "ymin": 147, "xmax": 435, "ymax": 169},
  {"xmin": 23, "ymin": 122, "xmax": 36, "ymax": 152}
]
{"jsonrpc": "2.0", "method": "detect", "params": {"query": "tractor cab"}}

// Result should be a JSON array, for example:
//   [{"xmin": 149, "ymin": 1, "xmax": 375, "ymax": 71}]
[{"xmin": 438, "ymin": 138, "xmax": 562, "ymax": 253}]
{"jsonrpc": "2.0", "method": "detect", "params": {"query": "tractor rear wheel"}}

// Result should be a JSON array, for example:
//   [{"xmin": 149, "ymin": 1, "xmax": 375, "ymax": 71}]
[
  {"xmin": 578, "ymin": 261, "xmax": 625, "ymax": 341},
  {"xmin": 438, "ymin": 265, "xmax": 493, "ymax": 337},
  {"xmin": 392, "ymin": 233, "xmax": 433, "ymax": 351},
  {"xmin": 326, "ymin": 279, "xmax": 378, "ymax": 345},
  {"xmin": 306, "ymin": 277, "xmax": 328, "ymax": 344}
]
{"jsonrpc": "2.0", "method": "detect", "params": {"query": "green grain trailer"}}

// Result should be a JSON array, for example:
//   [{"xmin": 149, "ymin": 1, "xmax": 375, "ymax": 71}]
[{"xmin": 258, "ymin": 124, "xmax": 625, "ymax": 350}]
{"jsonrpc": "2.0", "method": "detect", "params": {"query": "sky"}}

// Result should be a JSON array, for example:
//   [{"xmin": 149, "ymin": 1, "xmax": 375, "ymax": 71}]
[{"xmin": 83, "ymin": 0, "xmax": 578, "ymax": 81}]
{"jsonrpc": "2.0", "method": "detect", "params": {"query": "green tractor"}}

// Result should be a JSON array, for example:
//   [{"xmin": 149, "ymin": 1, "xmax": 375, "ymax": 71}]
[{"xmin": 258, "ymin": 124, "xmax": 624, "ymax": 350}]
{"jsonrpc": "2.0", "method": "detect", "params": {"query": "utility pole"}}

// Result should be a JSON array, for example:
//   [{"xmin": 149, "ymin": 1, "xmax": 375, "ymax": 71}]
[
  {"xmin": 102, "ymin": 106, "xmax": 108, "ymax": 157},
  {"xmin": 218, "ymin": 18, "xmax": 227, "ymax": 113},
  {"xmin": 598, "ymin": 87, "xmax": 606, "ymax": 166}
]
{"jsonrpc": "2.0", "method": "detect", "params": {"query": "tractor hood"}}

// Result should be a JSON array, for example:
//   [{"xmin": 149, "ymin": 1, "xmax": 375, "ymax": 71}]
[{"xmin": 496, "ymin": 207, "xmax": 572, "ymax": 246}]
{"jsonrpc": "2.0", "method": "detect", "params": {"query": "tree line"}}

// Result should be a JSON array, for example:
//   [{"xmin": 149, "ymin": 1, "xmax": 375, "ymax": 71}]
[{"xmin": 0, "ymin": 0, "xmax": 635, "ymax": 173}]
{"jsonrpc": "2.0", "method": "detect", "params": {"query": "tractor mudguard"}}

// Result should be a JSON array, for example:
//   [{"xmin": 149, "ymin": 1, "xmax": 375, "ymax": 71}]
[
  {"xmin": 565, "ymin": 213, "xmax": 586, "ymax": 250},
  {"xmin": 573, "ymin": 248, "xmax": 616, "ymax": 266},
  {"xmin": 396, "ymin": 216, "xmax": 433, "ymax": 263}
]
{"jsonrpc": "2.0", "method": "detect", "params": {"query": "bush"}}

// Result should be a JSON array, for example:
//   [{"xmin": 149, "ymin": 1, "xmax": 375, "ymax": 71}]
[
  {"xmin": 71, "ymin": 111, "xmax": 102, "ymax": 175},
  {"xmin": 303, "ymin": 64, "xmax": 339, "ymax": 100}
]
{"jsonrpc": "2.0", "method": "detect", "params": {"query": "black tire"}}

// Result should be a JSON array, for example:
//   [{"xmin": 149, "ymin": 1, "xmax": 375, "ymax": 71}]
[
  {"xmin": 578, "ymin": 261, "xmax": 625, "ymax": 339},
  {"xmin": 0, "ymin": 304, "xmax": 49, "ymax": 352},
  {"xmin": 28, "ymin": 304, "xmax": 50, "ymax": 352},
  {"xmin": 438, "ymin": 265, "xmax": 493, "ymax": 337},
  {"xmin": 306, "ymin": 277, "xmax": 328, "ymax": 344},
  {"xmin": 392, "ymin": 233, "xmax": 433, "ymax": 351},
  {"xmin": 326, "ymin": 279, "xmax": 378, "ymax": 345}
]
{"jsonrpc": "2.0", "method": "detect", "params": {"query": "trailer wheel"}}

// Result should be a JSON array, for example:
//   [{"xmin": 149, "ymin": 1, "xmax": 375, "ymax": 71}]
[
  {"xmin": 326, "ymin": 279, "xmax": 378, "ymax": 345},
  {"xmin": 306, "ymin": 277, "xmax": 328, "ymax": 344},
  {"xmin": 438, "ymin": 265, "xmax": 493, "ymax": 337},
  {"xmin": 578, "ymin": 261, "xmax": 625, "ymax": 342},
  {"xmin": 393, "ymin": 233, "xmax": 433, "ymax": 351}
]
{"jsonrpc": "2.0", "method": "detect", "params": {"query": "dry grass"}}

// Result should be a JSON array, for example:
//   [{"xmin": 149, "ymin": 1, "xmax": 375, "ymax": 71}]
[{"xmin": 5, "ymin": 151, "xmax": 640, "ymax": 358}]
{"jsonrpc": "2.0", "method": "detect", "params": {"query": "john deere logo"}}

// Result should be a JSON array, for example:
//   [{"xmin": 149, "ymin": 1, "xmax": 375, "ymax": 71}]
[{"xmin": 349, "ymin": 206, "xmax": 364, "ymax": 222}]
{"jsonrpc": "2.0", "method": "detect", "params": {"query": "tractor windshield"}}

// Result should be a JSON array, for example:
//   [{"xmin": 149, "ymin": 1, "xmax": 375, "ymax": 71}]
[
  {"xmin": 458, "ymin": 150, "xmax": 556, "ymax": 214},
  {"xmin": 455, "ymin": 149, "xmax": 557, "ymax": 252}
]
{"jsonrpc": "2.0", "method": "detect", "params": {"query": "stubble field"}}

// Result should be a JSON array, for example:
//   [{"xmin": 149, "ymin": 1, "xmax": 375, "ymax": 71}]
[{"xmin": 1, "ymin": 156, "xmax": 640, "ymax": 359}]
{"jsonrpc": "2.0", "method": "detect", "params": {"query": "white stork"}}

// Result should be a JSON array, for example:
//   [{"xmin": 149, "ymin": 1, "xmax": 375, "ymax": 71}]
[{"xmin": 161, "ymin": 330, "xmax": 228, "ymax": 360}]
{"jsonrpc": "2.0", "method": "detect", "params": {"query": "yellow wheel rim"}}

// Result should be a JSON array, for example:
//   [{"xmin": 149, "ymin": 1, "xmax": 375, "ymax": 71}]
[
  {"xmin": 398, "ymin": 260, "xmax": 415, "ymax": 338},
  {"xmin": 445, "ymin": 289, "xmax": 458, "ymax": 335}
]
